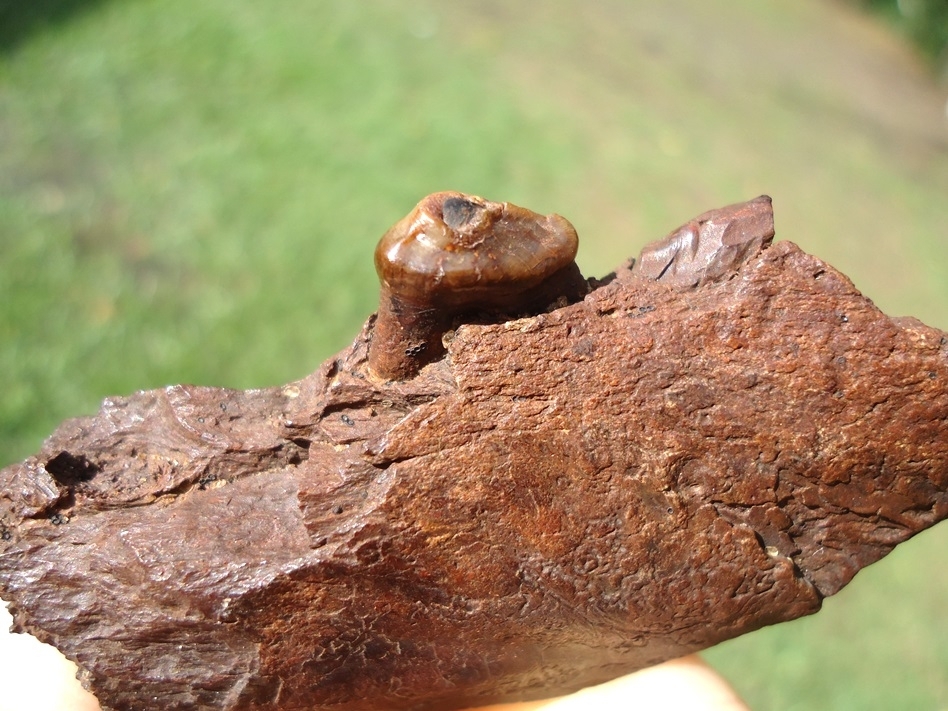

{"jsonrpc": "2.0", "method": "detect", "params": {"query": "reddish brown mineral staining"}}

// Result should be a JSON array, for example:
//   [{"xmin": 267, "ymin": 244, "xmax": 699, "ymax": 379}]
[{"xmin": 0, "ymin": 195, "xmax": 946, "ymax": 711}]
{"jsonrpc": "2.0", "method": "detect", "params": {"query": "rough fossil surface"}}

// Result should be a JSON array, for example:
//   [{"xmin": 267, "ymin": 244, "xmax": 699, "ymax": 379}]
[{"xmin": 1, "ymin": 196, "xmax": 947, "ymax": 711}]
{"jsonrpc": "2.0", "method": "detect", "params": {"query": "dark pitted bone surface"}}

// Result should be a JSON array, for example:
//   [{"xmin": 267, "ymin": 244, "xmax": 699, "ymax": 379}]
[{"xmin": 1, "ymin": 196, "xmax": 946, "ymax": 711}]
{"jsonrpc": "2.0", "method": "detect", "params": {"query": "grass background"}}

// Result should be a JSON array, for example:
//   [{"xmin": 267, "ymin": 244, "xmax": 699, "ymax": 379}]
[{"xmin": 0, "ymin": 0, "xmax": 946, "ymax": 708}]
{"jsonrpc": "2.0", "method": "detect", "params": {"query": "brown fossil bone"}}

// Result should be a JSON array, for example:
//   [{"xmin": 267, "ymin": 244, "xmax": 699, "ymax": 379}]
[
  {"xmin": 0, "ymin": 194, "xmax": 946, "ymax": 711},
  {"xmin": 631, "ymin": 194, "xmax": 775, "ymax": 288}
]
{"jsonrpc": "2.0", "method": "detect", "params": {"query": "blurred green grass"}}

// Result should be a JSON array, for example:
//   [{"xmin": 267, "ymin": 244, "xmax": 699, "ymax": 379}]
[
  {"xmin": 856, "ymin": 0, "xmax": 948, "ymax": 75},
  {"xmin": 0, "ymin": 0, "xmax": 946, "ymax": 708}
]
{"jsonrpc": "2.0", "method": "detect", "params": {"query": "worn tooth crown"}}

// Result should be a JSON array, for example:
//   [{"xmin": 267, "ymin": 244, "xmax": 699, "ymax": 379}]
[{"xmin": 368, "ymin": 191, "xmax": 586, "ymax": 380}]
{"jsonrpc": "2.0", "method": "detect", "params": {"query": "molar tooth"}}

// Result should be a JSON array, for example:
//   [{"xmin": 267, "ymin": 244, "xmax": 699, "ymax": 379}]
[{"xmin": 368, "ymin": 191, "xmax": 588, "ymax": 380}]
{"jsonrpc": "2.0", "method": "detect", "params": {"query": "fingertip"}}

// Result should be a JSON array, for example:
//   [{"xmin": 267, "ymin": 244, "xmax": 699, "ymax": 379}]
[
  {"xmin": 464, "ymin": 655, "xmax": 749, "ymax": 711},
  {"xmin": 0, "ymin": 600, "xmax": 101, "ymax": 711}
]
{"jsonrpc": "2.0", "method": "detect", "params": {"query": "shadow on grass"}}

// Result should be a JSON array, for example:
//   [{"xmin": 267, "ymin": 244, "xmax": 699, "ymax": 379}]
[{"xmin": 0, "ymin": 0, "xmax": 111, "ymax": 53}]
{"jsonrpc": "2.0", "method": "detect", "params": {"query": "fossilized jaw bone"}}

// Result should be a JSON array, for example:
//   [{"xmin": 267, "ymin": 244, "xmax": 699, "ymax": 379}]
[{"xmin": 0, "ymin": 195, "xmax": 946, "ymax": 711}]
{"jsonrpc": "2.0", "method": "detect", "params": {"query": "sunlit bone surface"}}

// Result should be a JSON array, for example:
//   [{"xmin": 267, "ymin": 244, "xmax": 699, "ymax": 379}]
[{"xmin": 0, "ymin": 195, "xmax": 946, "ymax": 711}]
